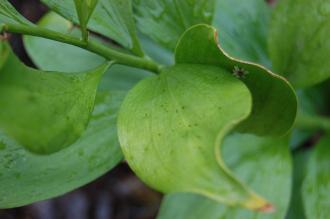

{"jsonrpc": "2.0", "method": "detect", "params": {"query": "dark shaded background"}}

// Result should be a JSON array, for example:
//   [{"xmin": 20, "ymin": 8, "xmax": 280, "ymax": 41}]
[
  {"xmin": 0, "ymin": 0, "xmax": 276, "ymax": 219},
  {"xmin": 0, "ymin": 2, "xmax": 162, "ymax": 219}
]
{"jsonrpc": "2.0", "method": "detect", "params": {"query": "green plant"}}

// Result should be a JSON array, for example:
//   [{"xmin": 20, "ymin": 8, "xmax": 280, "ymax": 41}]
[{"xmin": 0, "ymin": 0, "xmax": 329, "ymax": 218}]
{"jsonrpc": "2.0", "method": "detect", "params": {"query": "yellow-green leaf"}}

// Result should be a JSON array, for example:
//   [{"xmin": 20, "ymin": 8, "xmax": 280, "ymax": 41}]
[{"xmin": 118, "ymin": 64, "xmax": 270, "ymax": 210}]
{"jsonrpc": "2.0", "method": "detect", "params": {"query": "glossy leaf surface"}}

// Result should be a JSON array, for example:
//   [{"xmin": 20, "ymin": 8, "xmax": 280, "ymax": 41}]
[
  {"xmin": 176, "ymin": 24, "xmax": 297, "ymax": 136},
  {"xmin": 118, "ymin": 64, "xmax": 272, "ymax": 210},
  {"xmin": 213, "ymin": 0, "xmax": 271, "ymax": 67},
  {"xmin": 157, "ymin": 134, "xmax": 292, "ymax": 219},
  {"xmin": 269, "ymin": 0, "xmax": 330, "ymax": 87},
  {"xmin": 0, "ymin": 43, "xmax": 108, "ymax": 154},
  {"xmin": 133, "ymin": 0, "xmax": 215, "ymax": 50},
  {"xmin": 302, "ymin": 135, "xmax": 330, "ymax": 219},
  {"xmin": 0, "ymin": 92, "xmax": 124, "ymax": 208},
  {"xmin": 0, "ymin": 0, "xmax": 32, "ymax": 25},
  {"xmin": 24, "ymin": 12, "xmax": 151, "ymax": 91},
  {"xmin": 41, "ymin": 0, "xmax": 143, "ymax": 55}
]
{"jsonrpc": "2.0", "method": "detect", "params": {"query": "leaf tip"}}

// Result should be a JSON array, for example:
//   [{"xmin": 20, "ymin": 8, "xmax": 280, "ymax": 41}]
[
  {"xmin": 257, "ymin": 203, "xmax": 276, "ymax": 213},
  {"xmin": 242, "ymin": 194, "xmax": 275, "ymax": 213}
]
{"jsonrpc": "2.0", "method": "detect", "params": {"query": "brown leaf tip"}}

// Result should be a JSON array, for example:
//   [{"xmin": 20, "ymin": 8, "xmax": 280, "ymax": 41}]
[{"xmin": 257, "ymin": 203, "xmax": 276, "ymax": 213}]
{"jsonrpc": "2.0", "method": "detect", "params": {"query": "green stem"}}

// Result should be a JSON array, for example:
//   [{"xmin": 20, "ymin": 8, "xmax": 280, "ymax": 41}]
[
  {"xmin": 295, "ymin": 113, "xmax": 330, "ymax": 131},
  {"xmin": 1, "ymin": 23, "xmax": 161, "ymax": 74}
]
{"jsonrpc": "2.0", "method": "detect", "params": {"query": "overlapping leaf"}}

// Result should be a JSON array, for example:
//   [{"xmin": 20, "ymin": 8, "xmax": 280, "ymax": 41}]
[
  {"xmin": 23, "ymin": 12, "xmax": 151, "ymax": 91},
  {"xmin": 269, "ymin": 0, "xmax": 330, "ymax": 88},
  {"xmin": 41, "ymin": 0, "xmax": 143, "ymax": 55},
  {"xmin": 133, "ymin": 0, "xmax": 215, "ymax": 50},
  {"xmin": 175, "ymin": 24, "xmax": 297, "ymax": 136},
  {"xmin": 157, "ymin": 134, "xmax": 292, "ymax": 219},
  {"xmin": 0, "ymin": 42, "xmax": 108, "ymax": 154},
  {"xmin": 302, "ymin": 135, "xmax": 330, "ymax": 219},
  {"xmin": 118, "ymin": 64, "xmax": 273, "ymax": 210},
  {"xmin": 0, "ymin": 92, "xmax": 124, "ymax": 208}
]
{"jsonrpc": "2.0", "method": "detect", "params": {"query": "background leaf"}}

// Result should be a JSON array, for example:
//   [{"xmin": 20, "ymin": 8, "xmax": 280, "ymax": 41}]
[
  {"xmin": 286, "ymin": 150, "xmax": 310, "ymax": 219},
  {"xmin": 157, "ymin": 134, "xmax": 292, "ymax": 219},
  {"xmin": 133, "ymin": 0, "xmax": 215, "ymax": 50},
  {"xmin": 23, "ymin": 12, "xmax": 151, "ymax": 91},
  {"xmin": 0, "ymin": 42, "xmax": 108, "ymax": 154},
  {"xmin": 0, "ymin": 0, "xmax": 32, "ymax": 25},
  {"xmin": 24, "ymin": 12, "xmax": 105, "ymax": 72},
  {"xmin": 269, "ymin": 0, "xmax": 330, "ymax": 88},
  {"xmin": 0, "ymin": 91, "xmax": 124, "ymax": 208},
  {"xmin": 302, "ymin": 135, "xmax": 330, "ymax": 219},
  {"xmin": 118, "ymin": 64, "xmax": 272, "ymax": 210},
  {"xmin": 175, "ymin": 24, "xmax": 297, "ymax": 136},
  {"xmin": 212, "ymin": 0, "xmax": 271, "ymax": 67},
  {"xmin": 138, "ymin": 33, "xmax": 173, "ymax": 65},
  {"xmin": 41, "ymin": 0, "xmax": 143, "ymax": 55}
]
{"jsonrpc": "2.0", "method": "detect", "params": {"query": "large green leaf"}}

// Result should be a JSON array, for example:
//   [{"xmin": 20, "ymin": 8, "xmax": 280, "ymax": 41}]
[
  {"xmin": 118, "ymin": 64, "xmax": 272, "ymax": 210},
  {"xmin": 41, "ymin": 0, "xmax": 143, "ymax": 55},
  {"xmin": 175, "ymin": 24, "xmax": 297, "ymax": 136},
  {"xmin": 73, "ymin": 0, "xmax": 98, "ymax": 40},
  {"xmin": 212, "ymin": 0, "xmax": 271, "ymax": 67},
  {"xmin": 23, "ymin": 12, "xmax": 151, "ymax": 91},
  {"xmin": 0, "ymin": 0, "xmax": 32, "ymax": 25},
  {"xmin": 0, "ymin": 43, "xmax": 108, "ymax": 154},
  {"xmin": 133, "ymin": 0, "xmax": 215, "ymax": 50},
  {"xmin": 157, "ymin": 134, "xmax": 292, "ymax": 219},
  {"xmin": 0, "ymin": 91, "xmax": 124, "ymax": 208},
  {"xmin": 269, "ymin": 0, "xmax": 330, "ymax": 88},
  {"xmin": 302, "ymin": 135, "xmax": 330, "ymax": 219}
]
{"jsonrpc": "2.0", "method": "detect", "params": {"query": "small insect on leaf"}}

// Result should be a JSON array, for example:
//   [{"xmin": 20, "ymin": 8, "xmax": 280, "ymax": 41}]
[{"xmin": 232, "ymin": 66, "xmax": 249, "ymax": 79}]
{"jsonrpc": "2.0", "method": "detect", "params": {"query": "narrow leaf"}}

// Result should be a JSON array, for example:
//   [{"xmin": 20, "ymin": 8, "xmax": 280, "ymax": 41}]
[
  {"xmin": 157, "ymin": 134, "xmax": 292, "ymax": 219},
  {"xmin": 0, "ymin": 43, "xmax": 108, "ymax": 154},
  {"xmin": 118, "ymin": 64, "xmax": 271, "ymax": 210},
  {"xmin": 269, "ymin": 0, "xmax": 330, "ymax": 87},
  {"xmin": 302, "ymin": 135, "xmax": 330, "ymax": 219},
  {"xmin": 175, "ymin": 24, "xmax": 297, "ymax": 136},
  {"xmin": 41, "ymin": 0, "xmax": 144, "ymax": 55},
  {"xmin": 133, "ymin": 0, "xmax": 215, "ymax": 50},
  {"xmin": 73, "ymin": 0, "xmax": 99, "ymax": 40},
  {"xmin": 0, "ymin": 92, "xmax": 124, "ymax": 208}
]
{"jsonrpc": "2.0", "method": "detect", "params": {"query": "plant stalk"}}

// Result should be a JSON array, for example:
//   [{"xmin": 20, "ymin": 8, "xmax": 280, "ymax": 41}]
[{"xmin": 1, "ymin": 23, "xmax": 161, "ymax": 74}]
